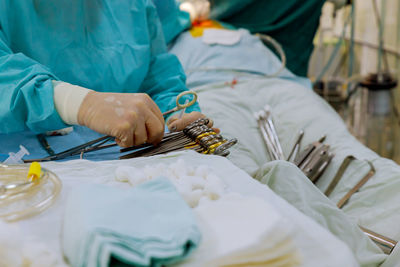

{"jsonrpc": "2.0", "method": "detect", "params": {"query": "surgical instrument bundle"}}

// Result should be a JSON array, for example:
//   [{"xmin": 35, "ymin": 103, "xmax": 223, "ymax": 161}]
[
  {"xmin": 323, "ymin": 156, "xmax": 397, "ymax": 254},
  {"xmin": 0, "ymin": 162, "xmax": 61, "ymax": 222},
  {"xmin": 294, "ymin": 136, "xmax": 334, "ymax": 183},
  {"xmin": 255, "ymin": 106, "xmax": 285, "ymax": 161},
  {"xmin": 120, "ymin": 118, "xmax": 237, "ymax": 159},
  {"xmin": 254, "ymin": 106, "xmax": 397, "ymax": 254},
  {"xmin": 25, "ymin": 118, "xmax": 237, "ymax": 162},
  {"xmin": 255, "ymin": 106, "xmax": 333, "ymax": 181}
]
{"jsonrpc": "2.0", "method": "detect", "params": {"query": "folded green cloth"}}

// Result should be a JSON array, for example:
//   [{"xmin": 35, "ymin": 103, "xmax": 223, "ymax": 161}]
[{"xmin": 62, "ymin": 177, "xmax": 201, "ymax": 267}]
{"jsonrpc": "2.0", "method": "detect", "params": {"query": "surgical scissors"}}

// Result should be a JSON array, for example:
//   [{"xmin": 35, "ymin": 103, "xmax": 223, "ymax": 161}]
[{"xmin": 162, "ymin": 91, "xmax": 198, "ymax": 116}]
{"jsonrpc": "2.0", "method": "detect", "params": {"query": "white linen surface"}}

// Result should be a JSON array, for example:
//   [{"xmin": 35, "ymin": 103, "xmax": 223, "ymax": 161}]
[{"xmin": 2, "ymin": 151, "xmax": 358, "ymax": 267}]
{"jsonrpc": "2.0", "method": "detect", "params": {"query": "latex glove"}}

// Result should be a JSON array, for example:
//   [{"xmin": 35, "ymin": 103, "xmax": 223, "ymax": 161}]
[
  {"xmin": 167, "ymin": 111, "xmax": 219, "ymax": 133},
  {"xmin": 78, "ymin": 92, "xmax": 164, "ymax": 147}
]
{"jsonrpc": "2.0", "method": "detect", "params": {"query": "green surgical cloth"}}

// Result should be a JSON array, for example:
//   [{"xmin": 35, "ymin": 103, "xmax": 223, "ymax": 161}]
[
  {"xmin": 0, "ymin": 0, "xmax": 199, "ymax": 134},
  {"xmin": 62, "ymin": 177, "xmax": 200, "ymax": 267},
  {"xmin": 210, "ymin": 0, "xmax": 326, "ymax": 76}
]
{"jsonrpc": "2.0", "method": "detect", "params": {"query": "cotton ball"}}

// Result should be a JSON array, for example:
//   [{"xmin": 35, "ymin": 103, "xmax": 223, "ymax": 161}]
[
  {"xmin": 206, "ymin": 173, "xmax": 225, "ymax": 186},
  {"xmin": 115, "ymin": 166, "xmax": 134, "ymax": 183},
  {"xmin": 143, "ymin": 165, "xmax": 162, "ymax": 179},
  {"xmin": 147, "ymin": 163, "xmax": 169, "ymax": 179},
  {"xmin": 181, "ymin": 189, "xmax": 203, "ymax": 208},
  {"xmin": 115, "ymin": 166, "xmax": 147, "ymax": 186},
  {"xmin": 172, "ymin": 178, "xmax": 192, "ymax": 195},
  {"xmin": 185, "ymin": 165, "xmax": 196, "ymax": 176},
  {"xmin": 169, "ymin": 177, "xmax": 182, "ymax": 189},
  {"xmin": 168, "ymin": 159, "xmax": 183, "ymax": 170},
  {"xmin": 143, "ymin": 165, "xmax": 153, "ymax": 178},
  {"xmin": 169, "ymin": 159, "xmax": 188, "ymax": 178},
  {"xmin": 204, "ymin": 174, "xmax": 226, "ymax": 200},
  {"xmin": 163, "ymin": 168, "xmax": 177, "ymax": 180},
  {"xmin": 154, "ymin": 163, "xmax": 168, "ymax": 174},
  {"xmin": 181, "ymin": 175, "xmax": 205, "ymax": 190},
  {"xmin": 197, "ymin": 195, "xmax": 213, "ymax": 207},
  {"xmin": 194, "ymin": 165, "xmax": 211, "ymax": 178},
  {"xmin": 127, "ymin": 168, "xmax": 147, "ymax": 186}
]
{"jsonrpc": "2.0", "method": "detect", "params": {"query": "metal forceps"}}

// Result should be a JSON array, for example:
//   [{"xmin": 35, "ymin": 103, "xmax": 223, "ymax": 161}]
[
  {"xmin": 255, "ymin": 105, "xmax": 285, "ymax": 160},
  {"xmin": 24, "ymin": 135, "xmax": 116, "ymax": 162},
  {"xmin": 162, "ymin": 91, "xmax": 198, "ymax": 117}
]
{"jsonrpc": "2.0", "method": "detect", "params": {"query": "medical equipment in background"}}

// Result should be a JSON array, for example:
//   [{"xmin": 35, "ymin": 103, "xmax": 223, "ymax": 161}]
[
  {"xmin": 120, "ymin": 118, "xmax": 237, "ymax": 159},
  {"xmin": 0, "ymin": 162, "xmax": 61, "ymax": 222},
  {"xmin": 347, "ymin": 74, "xmax": 398, "ymax": 158},
  {"xmin": 314, "ymin": 0, "xmax": 399, "ymax": 161},
  {"xmin": 257, "ymin": 33, "xmax": 286, "ymax": 78},
  {"xmin": 347, "ymin": 0, "xmax": 398, "ymax": 158}
]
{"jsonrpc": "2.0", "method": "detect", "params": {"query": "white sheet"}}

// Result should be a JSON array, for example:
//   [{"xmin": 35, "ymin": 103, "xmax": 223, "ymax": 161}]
[
  {"xmin": 168, "ymin": 29, "xmax": 399, "ymax": 265},
  {"xmin": 5, "ymin": 151, "xmax": 359, "ymax": 266},
  {"xmin": 193, "ymin": 78, "xmax": 397, "ymax": 266}
]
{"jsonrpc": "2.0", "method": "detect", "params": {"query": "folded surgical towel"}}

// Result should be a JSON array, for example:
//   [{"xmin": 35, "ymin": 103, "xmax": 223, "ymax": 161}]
[
  {"xmin": 62, "ymin": 177, "xmax": 201, "ymax": 267},
  {"xmin": 175, "ymin": 193, "xmax": 301, "ymax": 267}
]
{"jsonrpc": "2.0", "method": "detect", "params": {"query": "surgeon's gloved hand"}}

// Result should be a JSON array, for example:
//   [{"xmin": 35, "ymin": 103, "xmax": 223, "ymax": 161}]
[
  {"xmin": 167, "ymin": 111, "xmax": 219, "ymax": 133},
  {"xmin": 78, "ymin": 92, "xmax": 165, "ymax": 147}
]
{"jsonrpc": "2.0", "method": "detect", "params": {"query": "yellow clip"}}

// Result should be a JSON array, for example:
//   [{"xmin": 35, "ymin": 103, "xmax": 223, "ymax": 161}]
[
  {"xmin": 196, "ymin": 132, "xmax": 217, "ymax": 141},
  {"xmin": 28, "ymin": 162, "xmax": 41, "ymax": 182},
  {"xmin": 204, "ymin": 141, "xmax": 226, "ymax": 154}
]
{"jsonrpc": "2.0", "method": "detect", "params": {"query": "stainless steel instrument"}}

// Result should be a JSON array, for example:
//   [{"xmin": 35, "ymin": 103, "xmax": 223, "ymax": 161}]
[{"xmin": 120, "ymin": 118, "xmax": 237, "ymax": 159}]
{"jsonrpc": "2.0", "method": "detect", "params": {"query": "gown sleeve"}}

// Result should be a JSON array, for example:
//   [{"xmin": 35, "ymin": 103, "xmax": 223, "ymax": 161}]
[
  {"xmin": 0, "ymin": 27, "xmax": 67, "ymax": 134},
  {"xmin": 139, "ymin": 0, "xmax": 200, "ymax": 118}
]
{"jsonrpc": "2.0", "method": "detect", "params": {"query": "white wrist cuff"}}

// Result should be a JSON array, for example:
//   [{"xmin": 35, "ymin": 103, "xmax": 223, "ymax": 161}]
[{"xmin": 52, "ymin": 81, "xmax": 92, "ymax": 125}]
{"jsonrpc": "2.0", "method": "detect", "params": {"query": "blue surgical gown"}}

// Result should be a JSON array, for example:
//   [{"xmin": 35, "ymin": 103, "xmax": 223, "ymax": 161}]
[
  {"xmin": 152, "ymin": 0, "xmax": 191, "ymax": 44},
  {"xmin": 0, "ymin": 0, "xmax": 199, "ymax": 134}
]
